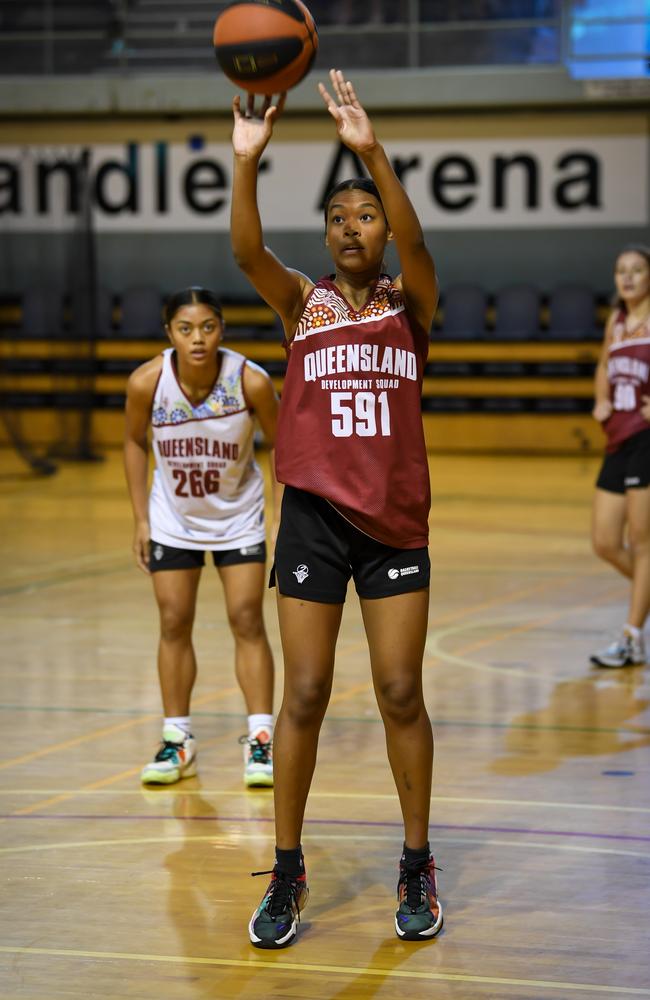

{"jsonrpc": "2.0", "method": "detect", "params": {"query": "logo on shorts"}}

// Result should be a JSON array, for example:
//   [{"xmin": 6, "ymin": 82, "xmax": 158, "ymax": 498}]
[
  {"xmin": 625, "ymin": 476, "xmax": 641, "ymax": 486},
  {"xmin": 240, "ymin": 544, "xmax": 263, "ymax": 556},
  {"xmin": 153, "ymin": 545, "xmax": 164, "ymax": 561},
  {"xmin": 387, "ymin": 565, "xmax": 420, "ymax": 580},
  {"xmin": 293, "ymin": 563, "xmax": 309, "ymax": 584}
]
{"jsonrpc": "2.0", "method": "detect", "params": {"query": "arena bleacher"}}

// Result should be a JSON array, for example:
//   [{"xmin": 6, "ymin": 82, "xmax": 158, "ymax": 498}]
[{"xmin": 0, "ymin": 1, "xmax": 647, "ymax": 458}]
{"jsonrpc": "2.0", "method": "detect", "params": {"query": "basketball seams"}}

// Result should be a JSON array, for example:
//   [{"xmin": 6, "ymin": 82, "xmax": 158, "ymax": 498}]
[{"xmin": 213, "ymin": 0, "xmax": 318, "ymax": 94}]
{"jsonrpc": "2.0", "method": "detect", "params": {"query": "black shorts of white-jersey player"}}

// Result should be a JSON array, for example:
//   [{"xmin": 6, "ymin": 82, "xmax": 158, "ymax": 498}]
[
  {"xmin": 591, "ymin": 245, "xmax": 650, "ymax": 669},
  {"xmin": 124, "ymin": 286, "xmax": 282, "ymax": 789},
  {"xmin": 231, "ymin": 70, "xmax": 443, "ymax": 948}
]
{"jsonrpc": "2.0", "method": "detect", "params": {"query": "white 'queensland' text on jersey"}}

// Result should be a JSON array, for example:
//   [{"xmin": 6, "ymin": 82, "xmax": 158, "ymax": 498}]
[{"xmin": 149, "ymin": 347, "xmax": 266, "ymax": 550}]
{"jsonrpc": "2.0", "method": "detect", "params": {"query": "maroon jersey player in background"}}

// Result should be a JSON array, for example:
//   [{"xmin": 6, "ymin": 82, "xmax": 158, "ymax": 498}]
[
  {"xmin": 230, "ymin": 69, "xmax": 443, "ymax": 949},
  {"xmin": 591, "ymin": 245, "xmax": 650, "ymax": 668}
]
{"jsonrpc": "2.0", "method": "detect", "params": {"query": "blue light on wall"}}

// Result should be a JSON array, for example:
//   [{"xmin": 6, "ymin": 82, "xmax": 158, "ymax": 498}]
[{"xmin": 567, "ymin": 0, "xmax": 649, "ymax": 78}]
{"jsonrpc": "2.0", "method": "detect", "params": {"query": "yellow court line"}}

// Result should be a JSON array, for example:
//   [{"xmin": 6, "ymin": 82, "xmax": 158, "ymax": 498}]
[
  {"xmin": 328, "ymin": 576, "xmax": 589, "ymax": 707},
  {"xmin": 0, "ymin": 945, "xmax": 647, "ymax": 994},
  {"xmin": 9, "ymin": 731, "xmax": 237, "ymax": 817},
  {"xmin": 1, "ymin": 572, "xmax": 591, "ymax": 773},
  {"xmin": 0, "ymin": 686, "xmax": 241, "ymax": 772},
  {"xmin": 2, "ymin": 789, "xmax": 649, "ymax": 814},
  {"xmin": 426, "ymin": 573, "xmax": 584, "ymax": 630},
  {"xmin": 12, "ymin": 766, "xmax": 144, "ymax": 816},
  {"xmin": 0, "ymin": 832, "xmax": 647, "ymax": 861},
  {"xmin": 425, "ymin": 586, "xmax": 627, "ymax": 682},
  {"xmin": 456, "ymin": 587, "xmax": 625, "ymax": 658},
  {"xmin": 332, "ymin": 573, "xmax": 580, "ymax": 665}
]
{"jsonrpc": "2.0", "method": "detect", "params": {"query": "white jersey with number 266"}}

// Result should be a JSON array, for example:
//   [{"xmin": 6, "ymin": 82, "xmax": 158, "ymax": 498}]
[{"xmin": 149, "ymin": 347, "xmax": 266, "ymax": 551}]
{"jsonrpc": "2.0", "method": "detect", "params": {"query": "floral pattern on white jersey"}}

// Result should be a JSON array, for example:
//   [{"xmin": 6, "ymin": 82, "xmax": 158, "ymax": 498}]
[
  {"xmin": 152, "ymin": 364, "xmax": 244, "ymax": 427},
  {"xmin": 293, "ymin": 275, "xmax": 404, "ymax": 343}
]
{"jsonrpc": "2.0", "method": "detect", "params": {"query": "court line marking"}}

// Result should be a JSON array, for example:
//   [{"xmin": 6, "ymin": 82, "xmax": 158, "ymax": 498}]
[
  {"xmin": 0, "ymin": 569, "xmax": 611, "ymax": 775},
  {"xmin": 0, "ymin": 831, "xmax": 648, "ymax": 860},
  {"xmin": 425, "ymin": 595, "xmax": 636, "ymax": 682},
  {"xmin": 0, "ymin": 686, "xmax": 241, "ymax": 773},
  {"xmin": 4, "ymin": 814, "xmax": 648, "ymax": 846},
  {"xmin": 0, "ymin": 579, "xmax": 629, "ymax": 816},
  {"xmin": 2, "ymin": 704, "xmax": 646, "ymax": 737},
  {"xmin": 0, "ymin": 944, "xmax": 647, "ymax": 993},
  {"xmin": 0, "ymin": 790, "xmax": 648, "ymax": 814}
]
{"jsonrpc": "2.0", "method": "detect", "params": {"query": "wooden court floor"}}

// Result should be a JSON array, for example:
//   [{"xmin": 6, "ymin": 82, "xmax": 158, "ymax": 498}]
[{"xmin": 1, "ymin": 448, "xmax": 649, "ymax": 1000}]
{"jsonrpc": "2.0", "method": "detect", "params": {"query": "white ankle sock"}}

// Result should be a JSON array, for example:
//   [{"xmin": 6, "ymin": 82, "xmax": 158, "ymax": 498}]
[
  {"xmin": 164, "ymin": 716, "xmax": 192, "ymax": 737},
  {"xmin": 248, "ymin": 713, "xmax": 274, "ymax": 741},
  {"xmin": 623, "ymin": 624, "xmax": 642, "ymax": 639}
]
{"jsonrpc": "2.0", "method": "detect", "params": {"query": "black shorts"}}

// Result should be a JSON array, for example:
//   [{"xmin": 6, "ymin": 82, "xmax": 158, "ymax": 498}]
[
  {"xmin": 596, "ymin": 429, "xmax": 650, "ymax": 495},
  {"xmin": 149, "ymin": 539, "xmax": 266, "ymax": 573},
  {"xmin": 271, "ymin": 486, "xmax": 430, "ymax": 604}
]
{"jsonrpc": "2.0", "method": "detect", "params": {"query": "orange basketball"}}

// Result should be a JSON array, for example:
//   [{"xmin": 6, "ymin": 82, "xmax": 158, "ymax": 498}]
[{"xmin": 213, "ymin": 0, "xmax": 318, "ymax": 94}]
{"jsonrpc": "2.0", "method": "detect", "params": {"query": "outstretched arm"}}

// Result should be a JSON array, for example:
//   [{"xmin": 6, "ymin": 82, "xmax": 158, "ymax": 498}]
[
  {"xmin": 319, "ymin": 70, "xmax": 438, "ymax": 334},
  {"xmin": 230, "ymin": 92, "xmax": 311, "ymax": 338}
]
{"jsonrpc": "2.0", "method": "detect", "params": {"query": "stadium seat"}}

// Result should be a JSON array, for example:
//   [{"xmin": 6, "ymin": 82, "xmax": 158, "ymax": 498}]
[
  {"xmin": 118, "ymin": 285, "xmax": 163, "ymax": 338},
  {"xmin": 547, "ymin": 283, "xmax": 599, "ymax": 340},
  {"xmin": 494, "ymin": 284, "xmax": 540, "ymax": 340},
  {"xmin": 438, "ymin": 284, "xmax": 487, "ymax": 340},
  {"xmin": 20, "ymin": 286, "xmax": 65, "ymax": 338},
  {"xmin": 70, "ymin": 285, "xmax": 114, "ymax": 339}
]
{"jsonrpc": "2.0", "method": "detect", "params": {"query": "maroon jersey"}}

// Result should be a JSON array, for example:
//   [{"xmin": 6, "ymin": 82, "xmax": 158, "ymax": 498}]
[
  {"xmin": 275, "ymin": 275, "xmax": 431, "ymax": 548},
  {"xmin": 605, "ymin": 311, "xmax": 650, "ymax": 452}
]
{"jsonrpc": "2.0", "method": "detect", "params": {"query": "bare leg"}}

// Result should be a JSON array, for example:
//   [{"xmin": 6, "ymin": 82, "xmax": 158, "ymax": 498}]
[
  {"xmin": 273, "ymin": 594, "xmax": 343, "ymax": 848},
  {"xmin": 152, "ymin": 568, "xmax": 201, "ymax": 717},
  {"xmin": 591, "ymin": 488, "xmax": 632, "ymax": 578},
  {"xmin": 361, "ymin": 588, "xmax": 432, "ymax": 849},
  {"xmin": 625, "ymin": 487, "xmax": 650, "ymax": 629},
  {"xmin": 218, "ymin": 561, "xmax": 274, "ymax": 715}
]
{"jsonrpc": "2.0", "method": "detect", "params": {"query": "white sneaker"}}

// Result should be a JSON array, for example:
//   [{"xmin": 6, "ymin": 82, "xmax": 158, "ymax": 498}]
[
  {"xmin": 240, "ymin": 730, "xmax": 273, "ymax": 788},
  {"xmin": 140, "ymin": 724, "xmax": 197, "ymax": 784},
  {"xmin": 590, "ymin": 630, "xmax": 646, "ymax": 668}
]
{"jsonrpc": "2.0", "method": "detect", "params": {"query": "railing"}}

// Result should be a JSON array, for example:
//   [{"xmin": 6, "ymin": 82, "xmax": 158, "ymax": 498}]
[{"xmin": 0, "ymin": 1, "xmax": 646, "ymax": 77}]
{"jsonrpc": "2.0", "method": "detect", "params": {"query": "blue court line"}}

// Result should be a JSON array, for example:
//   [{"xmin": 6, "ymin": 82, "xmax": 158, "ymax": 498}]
[{"xmin": 2, "ymin": 814, "xmax": 649, "ymax": 843}]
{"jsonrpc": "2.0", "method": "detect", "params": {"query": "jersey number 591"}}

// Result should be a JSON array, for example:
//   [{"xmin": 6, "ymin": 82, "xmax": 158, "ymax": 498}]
[{"xmin": 330, "ymin": 391, "xmax": 391, "ymax": 437}]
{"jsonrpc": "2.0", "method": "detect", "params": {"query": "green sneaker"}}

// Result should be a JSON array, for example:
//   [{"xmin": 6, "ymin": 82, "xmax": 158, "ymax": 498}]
[
  {"xmin": 140, "ymin": 724, "xmax": 197, "ymax": 785},
  {"xmin": 239, "ymin": 731, "xmax": 273, "ymax": 788},
  {"xmin": 395, "ymin": 854, "xmax": 443, "ymax": 940},
  {"xmin": 248, "ymin": 863, "xmax": 308, "ymax": 949}
]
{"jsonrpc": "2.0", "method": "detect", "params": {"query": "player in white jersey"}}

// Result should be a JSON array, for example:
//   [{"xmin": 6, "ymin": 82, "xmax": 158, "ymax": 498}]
[{"xmin": 124, "ymin": 286, "xmax": 281, "ymax": 786}]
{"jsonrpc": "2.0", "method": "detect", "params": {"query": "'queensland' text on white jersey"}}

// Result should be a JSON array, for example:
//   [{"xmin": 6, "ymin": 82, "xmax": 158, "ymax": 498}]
[{"xmin": 149, "ymin": 348, "xmax": 265, "ymax": 550}]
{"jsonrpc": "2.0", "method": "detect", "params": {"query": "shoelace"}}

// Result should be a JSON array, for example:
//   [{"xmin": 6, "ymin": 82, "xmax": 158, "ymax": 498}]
[
  {"xmin": 401, "ymin": 862, "xmax": 441, "ymax": 912},
  {"xmin": 154, "ymin": 740, "xmax": 183, "ymax": 762},
  {"xmin": 251, "ymin": 869, "xmax": 301, "ymax": 919},
  {"xmin": 239, "ymin": 735, "xmax": 272, "ymax": 764}
]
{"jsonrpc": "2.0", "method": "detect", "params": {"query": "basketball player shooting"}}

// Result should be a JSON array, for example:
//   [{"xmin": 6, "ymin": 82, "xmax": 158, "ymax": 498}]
[{"xmin": 231, "ymin": 69, "xmax": 443, "ymax": 949}]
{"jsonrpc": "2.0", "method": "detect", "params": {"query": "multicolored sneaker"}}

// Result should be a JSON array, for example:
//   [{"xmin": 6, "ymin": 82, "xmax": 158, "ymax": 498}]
[
  {"xmin": 395, "ymin": 855, "xmax": 443, "ymax": 941},
  {"xmin": 590, "ymin": 630, "xmax": 646, "ymax": 668},
  {"xmin": 240, "ymin": 730, "xmax": 274, "ymax": 788},
  {"xmin": 248, "ymin": 864, "xmax": 309, "ymax": 949},
  {"xmin": 140, "ymin": 724, "xmax": 197, "ymax": 785}
]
